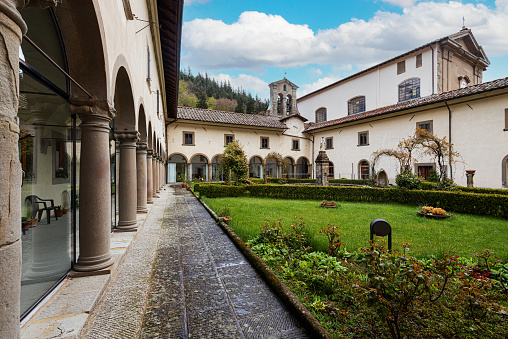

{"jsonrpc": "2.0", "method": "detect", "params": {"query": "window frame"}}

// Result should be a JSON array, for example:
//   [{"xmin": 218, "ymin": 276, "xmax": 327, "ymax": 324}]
[
  {"xmin": 348, "ymin": 96, "xmax": 366, "ymax": 115},
  {"xmin": 292, "ymin": 139, "xmax": 300, "ymax": 151},
  {"xmin": 260, "ymin": 137, "xmax": 269, "ymax": 149},
  {"xmin": 504, "ymin": 108, "xmax": 508, "ymax": 131},
  {"xmin": 397, "ymin": 60, "xmax": 406, "ymax": 75},
  {"xmin": 416, "ymin": 53, "xmax": 422, "ymax": 68},
  {"xmin": 358, "ymin": 131, "xmax": 369, "ymax": 146},
  {"xmin": 325, "ymin": 137, "xmax": 333, "ymax": 150},
  {"xmin": 416, "ymin": 120, "xmax": 433, "ymax": 134},
  {"xmin": 183, "ymin": 131, "xmax": 195, "ymax": 146},
  {"xmin": 224, "ymin": 134, "xmax": 234, "ymax": 146},
  {"xmin": 315, "ymin": 107, "xmax": 327, "ymax": 123},
  {"xmin": 398, "ymin": 78, "xmax": 420, "ymax": 102}
]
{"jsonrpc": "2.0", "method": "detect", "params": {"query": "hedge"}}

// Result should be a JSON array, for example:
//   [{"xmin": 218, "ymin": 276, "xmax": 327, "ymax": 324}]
[
  {"xmin": 194, "ymin": 183, "xmax": 508, "ymax": 218},
  {"xmin": 242, "ymin": 177, "xmax": 371, "ymax": 186},
  {"xmin": 457, "ymin": 186, "xmax": 508, "ymax": 196}
]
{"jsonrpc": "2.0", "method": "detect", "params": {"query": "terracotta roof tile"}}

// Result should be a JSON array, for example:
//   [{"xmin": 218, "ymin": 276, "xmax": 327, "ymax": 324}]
[
  {"xmin": 305, "ymin": 77, "xmax": 508, "ymax": 132},
  {"xmin": 177, "ymin": 107, "xmax": 287, "ymax": 129}
]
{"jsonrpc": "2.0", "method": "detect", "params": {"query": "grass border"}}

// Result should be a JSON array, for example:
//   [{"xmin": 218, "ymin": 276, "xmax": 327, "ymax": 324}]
[{"xmin": 191, "ymin": 189, "xmax": 331, "ymax": 339}]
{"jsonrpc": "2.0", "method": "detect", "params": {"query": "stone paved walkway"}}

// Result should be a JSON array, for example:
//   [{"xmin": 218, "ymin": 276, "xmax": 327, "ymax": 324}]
[{"xmin": 81, "ymin": 186, "xmax": 308, "ymax": 338}]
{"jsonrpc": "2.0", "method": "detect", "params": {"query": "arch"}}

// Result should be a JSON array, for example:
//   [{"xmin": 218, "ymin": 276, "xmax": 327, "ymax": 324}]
[
  {"xmin": 377, "ymin": 170, "xmax": 389, "ymax": 187},
  {"xmin": 347, "ymin": 96, "xmax": 366, "ymax": 115},
  {"xmin": 265, "ymin": 157, "xmax": 279, "ymax": 178},
  {"xmin": 296, "ymin": 157, "xmax": 311, "ymax": 179},
  {"xmin": 398, "ymin": 78, "xmax": 420, "ymax": 102},
  {"xmin": 249, "ymin": 156, "xmax": 263, "ymax": 179},
  {"xmin": 277, "ymin": 93, "xmax": 283, "ymax": 115},
  {"xmin": 113, "ymin": 66, "xmax": 136, "ymax": 130},
  {"xmin": 138, "ymin": 105, "xmax": 147, "ymax": 142},
  {"xmin": 283, "ymin": 156, "xmax": 295, "ymax": 179},
  {"xmin": 55, "ymin": 1, "xmax": 108, "ymax": 99},
  {"xmin": 168, "ymin": 153, "xmax": 187, "ymax": 182},
  {"xmin": 359, "ymin": 159, "xmax": 370, "ymax": 180},
  {"xmin": 502, "ymin": 155, "xmax": 508, "ymax": 187},
  {"xmin": 211, "ymin": 154, "xmax": 223, "ymax": 181},
  {"xmin": 315, "ymin": 107, "xmax": 327, "ymax": 123},
  {"xmin": 190, "ymin": 154, "xmax": 209, "ymax": 180},
  {"xmin": 286, "ymin": 94, "xmax": 292, "ymax": 115}
]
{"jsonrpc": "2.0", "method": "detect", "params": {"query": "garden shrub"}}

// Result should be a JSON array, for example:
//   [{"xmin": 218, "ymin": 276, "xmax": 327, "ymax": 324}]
[
  {"xmin": 395, "ymin": 172, "xmax": 421, "ymax": 190},
  {"xmin": 193, "ymin": 183, "xmax": 246, "ymax": 198}
]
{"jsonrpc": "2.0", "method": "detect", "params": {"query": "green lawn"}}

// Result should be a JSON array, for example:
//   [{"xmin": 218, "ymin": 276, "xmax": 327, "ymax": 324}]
[{"xmin": 202, "ymin": 196, "xmax": 508, "ymax": 261}]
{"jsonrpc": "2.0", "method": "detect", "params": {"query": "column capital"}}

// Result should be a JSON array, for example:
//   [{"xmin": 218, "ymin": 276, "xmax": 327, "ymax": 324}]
[
  {"xmin": 0, "ymin": 1, "xmax": 27, "ymax": 34},
  {"xmin": 146, "ymin": 148, "xmax": 153, "ymax": 156},
  {"xmin": 114, "ymin": 130, "xmax": 139, "ymax": 143},
  {"xmin": 70, "ymin": 98, "xmax": 116, "ymax": 127},
  {"xmin": 136, "ymin": 141, "xmax": 147, "ymax": 154}
]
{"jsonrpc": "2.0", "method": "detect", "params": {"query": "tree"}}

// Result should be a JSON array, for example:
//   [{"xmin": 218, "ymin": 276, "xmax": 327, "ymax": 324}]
[
  {"xmin": 221, "ymin": 141, "xmax": 249, "ymax": 185},
  {"xmin": 178, "ymin": 80, "xmax": 198, "ymax": 107},
  {"xmin": 216, "ymin": 98, "xmax": 237, "ymax": 112},
  {"xmin": 263, "ymin": 152, "xmax": 285, "ymax": 184},
  {"xmin": 196, "ymin": 92, "xmax": 208, "ymax": 109},
  {"xmin": 206, "ymin": 96, "xmax": 217, "ymax": 110},
  {"xmin": 416, "ymin": 128, "xmax": 460, "ymax": 182}
]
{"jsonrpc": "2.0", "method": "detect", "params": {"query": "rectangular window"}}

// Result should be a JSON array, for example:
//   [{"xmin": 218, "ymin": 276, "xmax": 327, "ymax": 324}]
[
  {"xmin": 325, "ymin": 137, "xmax": 333, "ymax": 149},
  {"xmin": 183, "ymin": 132, "xmax": 194, "ymax": 146},
  {"xmin": 416, "ymin": 53, "xmax": 422, "ymax": 68},
  {"xmin": 358, "ymin": 131, "xmax": 369, "ymax": 146},
  {"xmin": 292, "ymin": 139, "xmax": 300, "ymax": 150},
  {"xmin": 397, "ymin": 60, "xmax": 406, "ymax": 75},
  {"xmin": 225, "ymin": 134, "xmax": 234, "ymax": 146},
  {"xmin": 417, "ymin": 120, "xmax": 433, "ymax": 134},
  {"xmin": 260, "ymin": 137, "xmax": 269, "ymax": 149},
  {"xmin": 505, "ymin": 108, "xmax": 508, "ymax": 131}
]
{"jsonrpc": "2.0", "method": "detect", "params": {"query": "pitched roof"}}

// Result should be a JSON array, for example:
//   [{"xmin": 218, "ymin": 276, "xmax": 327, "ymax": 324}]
[
  {"xmin": 305, "ymin": 77, "xmax": 508, "ymax": 132},
  {"xmin": 298, "ymin": 28, "xmax": 489, "ymax": 102},
  {"xmin": 177, "ymin": 107, "xmax": 287, "ymax": 129}
]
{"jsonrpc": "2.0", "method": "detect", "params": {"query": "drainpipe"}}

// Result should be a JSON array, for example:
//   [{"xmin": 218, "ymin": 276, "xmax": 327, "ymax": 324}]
[
  {"xmin": 430, "ymin": 44, "xmax": 435, "ymax": 94},
  {"xmin": 311, "ymin": 135, "xmax": 315, "ymax": 179},
  {"xmin": 445, "ymin": 100, "xmax": 452, "ymax": 180}
]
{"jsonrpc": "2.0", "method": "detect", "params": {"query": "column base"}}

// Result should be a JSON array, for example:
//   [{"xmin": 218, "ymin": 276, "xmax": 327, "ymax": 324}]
[
  {"xmin": 147, "ymin": 201, "xmax": 154, "ymax": 204},
  {"xmin": 156, "ymin": 189, "xmax": 161, "ymax": 193},
  {"xmin": 73, "ymin": 254, "xmax": 115, "ymax": 272},
  {"xmin": 137, "ymin": 207, "xmax": 148, "ymax": 213},
  {"xmin": 116, "ymin": 220, "xmax": 137, "ymax": 232}
]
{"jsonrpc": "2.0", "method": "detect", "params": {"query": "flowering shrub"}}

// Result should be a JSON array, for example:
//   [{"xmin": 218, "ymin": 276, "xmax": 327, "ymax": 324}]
[
  {"xmin": 420, "ymin": 206, "xmax": 448, "ymax": 215},
  {"xmin": 320, "ymin": 200, "xmax": 337, "ymax": 208}
]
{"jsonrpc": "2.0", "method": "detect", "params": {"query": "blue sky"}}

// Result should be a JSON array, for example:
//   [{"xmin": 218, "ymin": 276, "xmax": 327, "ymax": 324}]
[{"xmin": 181, "ymin": 0, "xmax": 508, "ymax": 99}]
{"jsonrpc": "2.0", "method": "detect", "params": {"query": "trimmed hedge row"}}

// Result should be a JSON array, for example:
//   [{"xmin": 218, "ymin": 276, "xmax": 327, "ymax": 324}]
[
  {"xmin": 245, "ymin": 177, "xmax": 371, "ymax": 185},
  {"xmin": 457, "ymin": 186, "xmax": 508, "ymax": 196},
  {"xmin": 194, "ymin": 183, "xmax": 508, "ymax": 218}
]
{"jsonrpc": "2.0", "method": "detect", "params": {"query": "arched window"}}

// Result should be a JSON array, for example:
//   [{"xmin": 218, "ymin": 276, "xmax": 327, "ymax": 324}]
[
  {"xmin": 296, "ymin": 158, "xmax": 310, "ymax": 179},
  {"xmin": 398, "ymin": 78, "xmax": 420, "ymax": 102},
  {"xmin": 315, "ymin": 107, "xmax": 327, "ymax": 123},
  {"xmin": 168, "ymin": 154, "xmax": 187, "ymax": 182},
  {"xmin": 502, "ymin": 155, "xmax": 508, "ymax": 187},
  {"xmin": 359, "ymin": 160, "xmax": 370, "ymax": 180},
  {"xmin": 266, "ymin": 157, "xmax": 279, "ymax": 178},
  {"xmin": 277, "ymin": 94, "xmax": 283, "ymax": 115},
  {"xmin": 249, "ymin": 156, "xmax": 263, "ymax": 179},
  {"xmin": 211, "ymin": 155, "xmax": 223, "ymax": 181},
  {"xmin": 286, "ymin": 95, "xmax": 292, "ymax": 115},
  {"xmin": 190, "ymin": 155, "xmax": 208, "ymax": 180},
  {"xmin": 348, "ymin": 96, "xmax": 366, "ymax": 115},
  {"xmin": 284, "ymin": 157, "xmax": 294, "ymax": 178}
]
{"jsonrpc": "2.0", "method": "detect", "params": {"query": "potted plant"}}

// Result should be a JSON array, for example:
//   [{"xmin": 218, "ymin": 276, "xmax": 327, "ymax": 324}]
[
  {"xmin": 22, "ymin": 206, "xmax": 32, "ymax": 231},
  {"xmin": 185, "ymin": 179, "xmax": 192, "ymax": 190},
  {"xmin": 178, "ymin": 174, "xmax": 187, "ymax": 187},
  {"xmin": 55, "ymin": 205, "xmax": 64, "ymax": 217},
  {"xmin": 417, "ymin": 206, "xmax": 451, "ymax": 219}
]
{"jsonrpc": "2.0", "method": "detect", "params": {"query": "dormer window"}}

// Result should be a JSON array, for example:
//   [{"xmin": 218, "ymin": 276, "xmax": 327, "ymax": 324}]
[{"xmin": 348, "ymin": 96, "xmax": 366, "ymax": 115}]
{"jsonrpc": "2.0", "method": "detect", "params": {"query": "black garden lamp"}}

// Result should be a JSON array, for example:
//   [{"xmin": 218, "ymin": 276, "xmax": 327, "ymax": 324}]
[{"xmin": 370, "ymin": 219, "xmax": 392, "ymax": 250}]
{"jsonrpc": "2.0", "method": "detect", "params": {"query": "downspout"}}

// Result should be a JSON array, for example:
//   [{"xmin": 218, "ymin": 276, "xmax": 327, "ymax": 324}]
[
  {"xmin": 311, "ymin": 135, "xmax": 315, "ymax": 179},
  {"xmin": 444, "ymin": 100, "xmax": 452, "ymax": 180},
  {"xmin": 430, "ymin": 44, "xmax": 435, "ymax": 94}
]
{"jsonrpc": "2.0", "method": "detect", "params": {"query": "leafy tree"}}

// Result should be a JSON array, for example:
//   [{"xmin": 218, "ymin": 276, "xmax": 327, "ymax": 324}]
[
  {"xmin": 416, "ymin": 128, "xmax": 460, "ymax": 182},
  {"xmin": 206, "ymin": 96, "xmax": 217, "ymax": 110},
  {"xmin": 216, "ymin": 98, "xmax": 237, "ymax": 112},
  {"xmin": 221, "ymin": 141, "xmax": 249, "ymax": 185},
  {"xmin": 196, "ymin": 92, "xmax": 208, "ymax": 109}
]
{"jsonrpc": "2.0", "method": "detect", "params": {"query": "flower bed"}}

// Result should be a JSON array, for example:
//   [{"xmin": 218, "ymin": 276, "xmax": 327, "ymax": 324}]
[{"xmin": 418, "ymin": 206, "xmax": 451, "ymax": 218}]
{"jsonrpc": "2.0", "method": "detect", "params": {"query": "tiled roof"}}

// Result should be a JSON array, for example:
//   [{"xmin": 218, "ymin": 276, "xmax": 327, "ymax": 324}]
[
  {"xmin": 305, "ymin": 77, "xmax": 508, "ymax": 132},
  {"xmin": 279, "ymin": 113, "xmax": 308, "ymax": 122},
  {"xmin": 177, "ymin": 107, "xmax": 287, "ymax": 129},
  {"xmin": 298, "ymin": 28, "xmax": 488, "ymax": 102}
]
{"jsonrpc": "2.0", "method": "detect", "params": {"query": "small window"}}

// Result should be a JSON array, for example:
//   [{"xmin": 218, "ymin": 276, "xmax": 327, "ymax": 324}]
[
  {"xmin": 358, "ymin": 131, "xmax": 369, "ymax": 146},
  {"xmin": 360, "ymin": 160, "xmax": 370, "ymax": 179},
  {"xmin": 260, "ymin": 137, "xmax": 269, "ymax": 149},
  {"xmin": 417, "ymin": 120, "xmax": 433, "ymax": 134},
  {"xmin": 398, "ymin": 78, "xmax": 420, "ymax": 102},
  {"xmin": 325, "ymin": 137, "xmax": 333, "ymax": 150},
  {"xmin": 225, "ymin": 134, "xmax": 234, "ymax": 146},
  {"xmin": 397, "ymin": 60, "xmax": 406, "ymax": 75},
  {"xmin": 505, "ymin": 108, "xmax": 508, "ymax": 131},
  {"xmin": 315, "ymin": 108, "xmax": 327, "ymax": 123},
  {"xmin": 292, "ymin": 139, "xmax": 300, "ymax": 150},
  {"xmin": 328, "ymin": 161, "xmax": 334, "ymax": 178},
  {"xmin": 348, "ymin": 96, "xmax": 366, "ymax": 115},
  {"xmin": 416, "ymin": 53, "xmax": 422, "ymax": 68},
  {"xmin": 283, "ymin": 84, "xmax": 287, "ymax": 92},
  {"xmin": 183, "ymin": 132, "xmax": 194, "ymax": 146}
]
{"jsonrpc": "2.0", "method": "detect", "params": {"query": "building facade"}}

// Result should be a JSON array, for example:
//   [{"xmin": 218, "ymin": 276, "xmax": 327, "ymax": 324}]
[{"xmin": 0, "ymin": 1, "xmax": 182, "ymax": 337}]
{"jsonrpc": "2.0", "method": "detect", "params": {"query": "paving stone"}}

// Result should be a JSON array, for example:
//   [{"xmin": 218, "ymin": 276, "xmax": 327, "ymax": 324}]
[
  {"xmin": 183, "ymin": 272, "xmax": 228, "ymax": 312},
  {"xmin": 139, "ymin": 303, "xmax": 185, "ymax": 338},
  {"xmin": 187, "ymin": 304, "xmax": 242, "ymax": 339},
  {"xmin": 239, "ymin": 309, "xmax": 300, "ymax": 339}
]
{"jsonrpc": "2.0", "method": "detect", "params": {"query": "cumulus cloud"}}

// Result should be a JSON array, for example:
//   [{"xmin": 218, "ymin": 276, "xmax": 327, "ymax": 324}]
[
  {"xmin": 182, "ymin": 2, "xmax": 508, "ymax": 72},
  {"xmin": 208, "ymin": 73, "xmax": 269, "ymax": 97},
  {"xmin": 308, "ymin": 68, "xmax": 323, "ymax": 77},
  {"xmin": 184, "ymin": 0, "xmax": 211, "ymax": 6},
  {"xmin": 380, "ymin": 0, "xmax": 418, "ymax": 8},
  {"xmin": 298, "ymin": 75, "xmax": 343, "ymax": 97}
]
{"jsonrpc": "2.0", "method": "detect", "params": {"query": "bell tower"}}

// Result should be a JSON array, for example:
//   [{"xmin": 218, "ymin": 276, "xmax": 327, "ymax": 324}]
[{"xmin": 266, "ymin": 78, "xmax": 299, "ymax": 117}]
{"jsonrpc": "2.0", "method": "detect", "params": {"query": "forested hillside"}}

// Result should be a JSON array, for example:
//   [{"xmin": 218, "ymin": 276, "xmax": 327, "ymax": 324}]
[{"xmin": 178, "ymin": 68, "xmax": 269, "ymax": 114}]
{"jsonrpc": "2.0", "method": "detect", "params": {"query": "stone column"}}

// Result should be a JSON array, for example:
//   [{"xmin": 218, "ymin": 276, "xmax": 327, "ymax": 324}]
[
  {"xmin": 115, "ymin": 131, "xmax": 139, "ymax": 231},
  {"xmin": 70, "ymin": 98, "xmax": 116, "ymax": 273},
  {"xmin": 315, "ymin": 150, "xmax": 330, "ymax": 186},
  {"xmin": 0, "ymin": 4, "xmax": 25, "ymax": 336},
  {"xmin": 152, "ymin": 153, "xmax": 158, "ymax": 198},
  {"xmin": 136, "ymin": 142, "xmax": 148, "ymax": 213},
  {"xmin": 146, "ymin": 149, "xmax": 153, "ymax": 204},
  {"xmin": 466, "ymin": 170, "xmax": 476, "ymax": 187},
  {"xmin": 208, "ymin": 162, "xmax": 212, "ymax": 181},
  {"xmin": 155, "ymin": 156, "xmax": 161, "ymax": 193}
]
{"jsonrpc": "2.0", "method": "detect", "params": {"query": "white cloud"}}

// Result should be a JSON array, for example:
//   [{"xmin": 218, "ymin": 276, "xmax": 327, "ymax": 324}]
[
  {"xmin": 182, "ymin": 2, "xmax": 508, "ymax": 72},
  {"xmin": 184, "ymin": 0, "xmax": 211, "ymax": 6},
  {"xmin": 208, "ymin": 73, "xmax": 269, "ymax": 97},
  {"xmin": 308, "ymin": 68, "xmax": 323, "ymax": 77},
  {"xmin": 380, "ymin": 0, "xmax": 418, "ymax": 8},
  {"xmin": 298, "ymin": 75, "xmax": 343, "ymax": 97}
]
